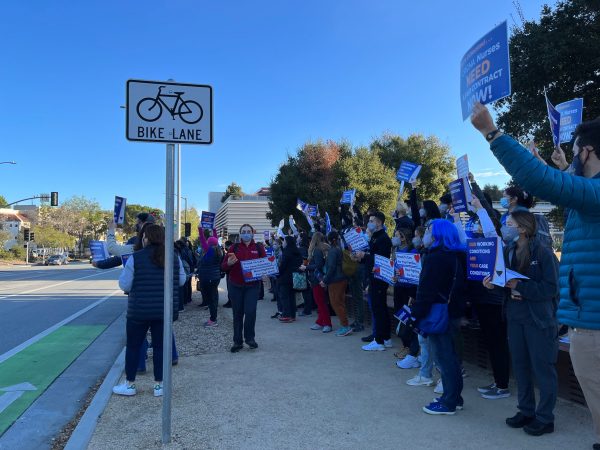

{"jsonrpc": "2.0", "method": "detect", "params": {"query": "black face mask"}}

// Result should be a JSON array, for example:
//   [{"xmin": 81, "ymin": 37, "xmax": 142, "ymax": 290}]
[{"xmin": 572, "ymin": 151, "xmax": 586, "ymax": 176}]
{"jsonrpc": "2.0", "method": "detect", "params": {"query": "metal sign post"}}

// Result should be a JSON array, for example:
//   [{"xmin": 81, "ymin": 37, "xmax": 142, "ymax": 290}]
[
  {"xmin": 162, "ymin": 143, "xmax": 175, "ymax": 444},
  {"xmin": 125, "ymin": 78, "xmax": 213, "ymax": 445},
  {"xmin": 176, "ymin": 144, "xmax": 182, "ymax": 240}
]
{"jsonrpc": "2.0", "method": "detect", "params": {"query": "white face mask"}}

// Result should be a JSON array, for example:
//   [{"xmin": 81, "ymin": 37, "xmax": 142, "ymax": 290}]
[
  {"xmin": 423, "ymin": 231, "xmax": 433, "ymax": 248},
  {"xmin": 419, "ymin": 208, "xmax": 426, "ymax": 218}
]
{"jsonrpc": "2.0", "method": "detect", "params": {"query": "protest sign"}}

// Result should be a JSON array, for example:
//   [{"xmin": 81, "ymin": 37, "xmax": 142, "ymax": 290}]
[
  {"xmin": 89, "ymin": 241, "xmax": 109, "ymax": 263},
  {"xmin": 373, "ymin": 254, "xmax": 395, "ymax": 285},
  {"xmin": 241, "ymin": 256, "xmax": 279, "ymax": 282},
  {"xmin": 466, "ymin": 237, "xmax": 503, "ymax": 281},
  {"xmin": 121, "ymin": 254, "xmax": 132, "ymax": 266},
  {"xmin": 449, "ymin": 178, "xmax": 469, "ymax": 213},
  {"xmin": 200, "ymin": 211, "xmax": 216, "ymax": 229},
  {"xmin": 460, "ymin": 21, "xmax": 511, "ymax": 120},
  {"xmin": 395, "ymin": 252, "xmax": 422, "ymax": 285},
  {"xmin": 556, "ymin": 98, "xmax": 584, "ymax": 144},
  {"xmin": 296, "ymin": 198, "xmax": 307, "ymax": 212},
  {"xmin": 456, "ymin": 155, "xmax": 470, "ymax": 180},
  {"xmin": 114, "ymin": 196, "xmax": 126, "ymax": 225},
  {"xmin": 396, "ymin": 161, "xmax": 422, "ymax": 183},
  {"xmin": 325, "ymin": 212, "xmax": 332, "ymax": 234},
  {"xmin": 305, "ymin": 204, "xmax": 318, "ymax": 217},
  {"xmin": 343, "ymin": 227, "xmax": 369, "ymax": 252},
  {"xmin": 545, "ymin": 92, "xmax": 561, "ymax": 147},
  {"xmin": 492, "ymin": 268, "xmax": 529, "ymax": 288},
  {"xmin": 340, "ymin": 189, "xmax": 356, "ymax": 205}
]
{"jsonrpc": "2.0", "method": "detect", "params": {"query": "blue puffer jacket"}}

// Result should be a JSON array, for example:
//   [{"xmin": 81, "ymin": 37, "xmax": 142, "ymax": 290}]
[{"xmin": 490, "ymin": 134, "xmax": 600, "ymax": 330}]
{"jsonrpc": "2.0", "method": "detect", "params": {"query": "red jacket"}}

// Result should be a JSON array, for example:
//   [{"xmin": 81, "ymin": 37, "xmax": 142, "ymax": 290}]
[{"xmin": 221, "ymin": 241, "xmax": 265, "ymax": 286}]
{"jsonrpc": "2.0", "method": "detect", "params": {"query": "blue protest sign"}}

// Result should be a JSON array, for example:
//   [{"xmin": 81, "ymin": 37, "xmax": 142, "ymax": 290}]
[
  {"xmin": 373, "ymin": 254, "xmax": 395, "ymax": 286},
  {"xmin": 466, "ymin": 237, "xmax": 503, "ymax": 281},
  {"xmin": 200, "ymin": 211, "xmax": 216, "ymax": 229},
  {"xmin": 449, "ymin": 178, "xmax": 469, "ymax": 213},
  {"xmin": 325, "ymin": 212, "xmax": 332, "ymax": 234},
  {"xmin": 460, "ymin": 21, "xmax": 511, "ymax": 120},
  {"xmin": 306, "ymin": 204, "xmax": 318, "ymax": 217},
  {"xmin": 396, "ymin": 161, "xmax": 422, "ymax": 183},
  {"xmin": 395, "ymin": 252, "xmax": 422, "ymax": 285},
  {"xmin": 545, "ymin": 92, "xmax": 561, "ymax": 147},
  {"xmin": 89, "ymin": 241, "xmax": 109, "ymax": 263},
  {"xmin": 241, "ymin": 256, "xmax": 279, "ymax": 282},
  {"xmin": 340, "ymin": 189, "xmax": 356, "ymax": 205},
  {"xmin": 343, "ymin": 227, "xmax": 369, "ymax": 252},
  {"xmin": 556, "ymin": 98, "xmax": 584, "ymax": 144},
  {"xmin": 113, "ymin": 196, "xmax": 126, "ymax": 225},
  {"xmin": 296, "ymin": 198, "xmax": 307, "ymax": 212}
]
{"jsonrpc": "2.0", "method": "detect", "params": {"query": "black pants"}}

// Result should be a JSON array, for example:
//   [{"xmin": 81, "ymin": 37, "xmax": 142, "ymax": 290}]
[
  {"xmin": 301, "ymin": 288, "xmax": 313, "ymax": 314},
  {"xmin": 475, "ymin": 302, "xmax": 510, "ymax": 389},
  {"xmin": 279, "ymin": 282, "xmax": 296, "ymax": 319},
  {"xmin": 369, "ymin": 279, "xmax": 390, "ymax": 344},
  {"xmin": 201, "ymin": 279, "xmax": 220, "ymax": 322},
  {"xmin": 229, "ymin": 283, "xmax": 260, "ymax": 345},
  {"xmin": 399, "ymin": 323, "xmax": 420, "ymax": 357},
  {"xmin": 126, "ymin": 318, "xmax": 164, "ymax": 382},
  {"xmin": 184, "ymin": 277, "xmax": 193, "ymax": 303}
]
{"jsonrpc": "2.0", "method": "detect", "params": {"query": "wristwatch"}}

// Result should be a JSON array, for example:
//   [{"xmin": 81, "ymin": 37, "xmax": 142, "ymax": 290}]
[{"xmin": 486, "ymin": 129, "xmax": 501, "ymax": 142}]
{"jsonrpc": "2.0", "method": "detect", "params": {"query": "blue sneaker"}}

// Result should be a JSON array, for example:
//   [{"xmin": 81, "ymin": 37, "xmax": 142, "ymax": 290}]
[
  {"xmin": 335, "ymin": 326, "xmax": 353, "ymax": 336},
  {"xmin": 422, "ymin": 401, "xmax": 456, "ymax": 415},
  {"xmin": 434, "ymin": 397, "xmax": 463, "ymax": 410}
]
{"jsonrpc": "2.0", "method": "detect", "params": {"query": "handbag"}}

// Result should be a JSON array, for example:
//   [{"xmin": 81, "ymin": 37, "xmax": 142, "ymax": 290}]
[
  {"xmin": 293, "ymin": 271, "xmax": 308, "ymax": 291},
  {"xmin": 419, "ymin": 257, "xmax": 458, "ymax": 335}
]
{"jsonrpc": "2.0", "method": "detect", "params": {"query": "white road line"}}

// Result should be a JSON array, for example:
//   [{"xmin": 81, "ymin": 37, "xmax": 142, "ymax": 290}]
[
  {"xmin": 0, "ymin": 269, "xmax": 119, "ymax": 300},
  {"xmin": 0, "ymin": 289, "xmax": 123, "ymax": 364}
]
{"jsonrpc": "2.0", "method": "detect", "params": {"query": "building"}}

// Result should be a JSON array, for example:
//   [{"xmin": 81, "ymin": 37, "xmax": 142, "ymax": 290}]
[
  {"xmin": 208, "ymin": 191, "xmax": 225, "ymax": 214},
  {"xmin": 0, "ymin": 208, "xmax": 32, "ymax": 250},
  {"xmin": 213, "ymin": 189, "xmax": 272, "ymax": 242}
]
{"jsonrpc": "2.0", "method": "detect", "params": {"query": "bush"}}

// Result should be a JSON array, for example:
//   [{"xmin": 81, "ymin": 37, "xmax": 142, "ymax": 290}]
[{"xmin": 9, "ymin": 246, "xmax": 27, "ymax": 260}]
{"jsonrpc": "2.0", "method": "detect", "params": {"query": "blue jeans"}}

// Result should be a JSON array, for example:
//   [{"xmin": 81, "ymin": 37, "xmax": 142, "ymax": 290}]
[
  {"xmin": 429, "ymin": 330, "xmax": 463, "ymax": 411},
  {"xmin": 138, "ymin": 333, "xmax": 179, "ymax": 372},
  {"xmin": 418, "ymin": 334, "xmax": 433, "ymax": 379}
]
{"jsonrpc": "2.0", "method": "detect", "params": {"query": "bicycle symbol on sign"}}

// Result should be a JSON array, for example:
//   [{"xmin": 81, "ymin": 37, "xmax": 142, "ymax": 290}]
[{"xmin": 136, "ymin": 86, "xmax": 204, "ymax": 124}]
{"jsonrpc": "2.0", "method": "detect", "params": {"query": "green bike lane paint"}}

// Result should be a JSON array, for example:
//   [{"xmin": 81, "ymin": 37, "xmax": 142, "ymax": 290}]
[{"xmin": 0, "ymin": 324, "xmax": 107, "ymax": 436}]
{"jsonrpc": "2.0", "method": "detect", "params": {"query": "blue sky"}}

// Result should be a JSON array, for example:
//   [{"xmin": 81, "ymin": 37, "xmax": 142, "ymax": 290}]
[{"xmin": 0, "ymin": 0, "xmax": 552, "ymax": 212}]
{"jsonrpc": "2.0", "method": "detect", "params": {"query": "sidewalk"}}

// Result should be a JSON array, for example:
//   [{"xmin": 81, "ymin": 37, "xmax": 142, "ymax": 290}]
[{"xmin": 87, "ymin": 287, "xmax": 594, "ymax": 450}]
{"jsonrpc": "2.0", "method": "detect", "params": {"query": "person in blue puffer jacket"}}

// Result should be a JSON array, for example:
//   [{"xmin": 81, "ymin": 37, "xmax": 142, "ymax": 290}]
[{"xmin": 471, "ymin": 103, "xmax": 600, "ymax": 448}]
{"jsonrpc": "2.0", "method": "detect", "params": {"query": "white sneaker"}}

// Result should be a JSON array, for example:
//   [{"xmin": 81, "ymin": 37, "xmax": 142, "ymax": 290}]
[
  {"xmin": 362, "ymin": 340, "xmax": 385, "ymax": 351},
  {"xmin": 322, "ymin": 326, "xmax": 332, "ymax": 333},
  {"xmin": 112, "ymin": 382, "xmax": 136, "ymax": 396},
  {"xmin": 396, "ymin": 354, "xmax": 421, "ymax": 369},
  {"xmin": 384, "ymin": 339, "xmax": 393, "ymax": 348},
  {"xmin": 154, "ymin": 384, "xmax": 163, "ymax": 397},
  {"xmin": 406, "ymin": 375, "xmax": 434, "ymax": 386},
  {"xmin": 310, "ymin": 324, "xmax": 323, "ymax": 330},
  {"xmin": 434, "ymin": 379, "xmax": 444, "ymax": 394}
]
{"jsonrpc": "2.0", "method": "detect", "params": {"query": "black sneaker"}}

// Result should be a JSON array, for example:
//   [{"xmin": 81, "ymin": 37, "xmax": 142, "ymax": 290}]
[
  {"xmin": 506, "ymin": 412, "xmax": 535, "ymax": 428},
  {"xmin": 523, "ymin": 419, "xmax": 554, "ymax": 436},
  {"xmin": 230, "ymin": 344, "xmax": 243, "ymax": 353},
  {"xmin": 593, "ymin": 444, "xmax": 600, "ymax": 450},
  {"xmin": 271, "ymin": 312, "xmax": 281, "ymax": 319},
  {"xmin": 223, "ymin": 301, "xmax": 232, "ymax": 308},
  {"xmin": 246, "ymin": 340, "xmax": 258, "ymax": 349},
  {"xmin": 361, "ymin": 334, "xmax": 374, "ymax": 343}
]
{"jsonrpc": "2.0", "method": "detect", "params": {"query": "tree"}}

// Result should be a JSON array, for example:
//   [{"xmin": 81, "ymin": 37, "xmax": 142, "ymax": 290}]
[
  {"xmin": 122, "ymin": 203, "xmax": 164, "ymax": 237},
  {"xmin": 0, "ymin": 195, "xmax": 7, "ymax": 207},
  {"xmin": 33, "ymin": 225, "xmax": 76, "ymax": 249},
  {"xmin": 482, "ymin": 184, "xmax": 503, "ymax": 202},
  {"xmin": 268, "ymin": 140, "xmax": 350, "ymax": 228},
  {"xmin": 495, "ymin": 1, "xmax": 600, "ymax": 161},
  {"xmin": 336, "ymin": 147, "xmax": 398, "ymax": 225},
  {"xmin": 221, "ymin": 183, "xmax": 243, "ymax": 203},
  {"xmin": 0, "ymin": 230, "xmax": 11, "ymax": 250},
  {"xmin": 180, "ymin": 207, "xmax": 200, "ymax": 238},
  {"xmin": 371, "ymin": 133, "xmax": 455, "ymax": 201}
]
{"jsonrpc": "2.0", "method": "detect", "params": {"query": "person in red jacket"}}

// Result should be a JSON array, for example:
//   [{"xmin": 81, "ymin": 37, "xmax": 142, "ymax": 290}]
[{"xmin": 221, "ymin": 224, "xmax": 266, "ymax": 353}]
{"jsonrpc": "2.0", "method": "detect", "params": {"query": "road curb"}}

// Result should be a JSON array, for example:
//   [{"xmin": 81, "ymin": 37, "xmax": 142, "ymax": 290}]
[{"xmin": 64, "ymin": 347, "xmax": 125, "ymax": 450}]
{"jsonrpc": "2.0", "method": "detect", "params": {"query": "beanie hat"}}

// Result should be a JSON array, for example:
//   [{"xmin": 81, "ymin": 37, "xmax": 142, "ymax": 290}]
[{"xmin": 207, "ymin": 237, "xmax": 219, "ymax": 247}]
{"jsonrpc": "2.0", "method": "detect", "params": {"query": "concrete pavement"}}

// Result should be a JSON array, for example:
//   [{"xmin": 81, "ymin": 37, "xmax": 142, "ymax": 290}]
[{"xmin": 88, "ymin": 291, "xmax": 595, "ymax": 450}]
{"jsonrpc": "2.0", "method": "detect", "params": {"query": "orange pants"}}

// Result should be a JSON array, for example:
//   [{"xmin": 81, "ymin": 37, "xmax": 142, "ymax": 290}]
[{"xmin": 328, "ymin": 280, "xmax": 348, "ymax": 327}]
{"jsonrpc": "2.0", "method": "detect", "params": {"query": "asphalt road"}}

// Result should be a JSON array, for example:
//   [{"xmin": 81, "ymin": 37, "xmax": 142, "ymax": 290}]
[{"xmin": 0, "ymin": 262, "xmax": 127, "ymax": 449}]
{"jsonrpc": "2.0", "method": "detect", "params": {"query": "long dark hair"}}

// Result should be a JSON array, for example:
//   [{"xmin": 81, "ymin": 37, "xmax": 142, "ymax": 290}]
[
  {"xmin": 510, "ymin": 210, "xmax": 537, "ymax": 274},
  {"xmin": 143, "ymin": 225, "xmax": 165, "ymax": 268},
  {"xmin": 283, "ymin": 235, "xmax": 300, "ymax": 255},
  {"xmin": 134, "ymin": 222, "xmax": 152, "ymax": 251}
]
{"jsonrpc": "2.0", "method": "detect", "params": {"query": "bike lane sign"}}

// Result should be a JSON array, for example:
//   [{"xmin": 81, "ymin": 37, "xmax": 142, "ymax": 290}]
[{"xmin": 126, "ymin": 79, "xmax": 213, "ymax": 144}]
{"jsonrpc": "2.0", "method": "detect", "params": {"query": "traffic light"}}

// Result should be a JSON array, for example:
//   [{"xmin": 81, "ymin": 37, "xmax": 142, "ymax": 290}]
[
  {"xmin": 23, "ymin": 229, "xmax": 30, "ymax": 241},
  {"xmin": 184, "ymin": 223, "xmax": 191, "ymax": 237},
  {"xmin": 29, "ymin": 232, "xmax": 35, "ymax": 241},
  {"xmin": 50, "ymin": 192, "xmax": 58, "ymax": 206}
]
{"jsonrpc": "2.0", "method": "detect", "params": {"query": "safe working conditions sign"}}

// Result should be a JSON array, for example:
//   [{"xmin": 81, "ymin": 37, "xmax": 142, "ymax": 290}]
[{"xmin": 126, "ymin": 79, "xmax": 213, "ymax": 144}]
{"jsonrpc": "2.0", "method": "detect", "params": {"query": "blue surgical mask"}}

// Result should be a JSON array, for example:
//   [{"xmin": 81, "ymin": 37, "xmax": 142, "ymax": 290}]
[
  {"xmin": 423, "ymin": 232, "xmax": 433, "ymax": 248},
  {"xmin": 419, "ymin": 208, "xmax": 426, "ymax": 218},
  {"xmin": 500, "ymin": 197, "xmax": 510, "ymax": 209},
  {"xmin": 501, "ymin": 225, "xmax": 519, "ymax": 244},
  {"xmin": 367, "ymin": 222, "xmax": 376, "ymax": 232},
  {"xmin": 412, "ymin": 237, "xmax": 422, "ymax": 248},
  {"xmin": 391, "ymin": 237, "xmax": 402, "ymax": 247},
  {"xmin": 240, "ymin": 232, "xmax": 252, "ymax": 242}
]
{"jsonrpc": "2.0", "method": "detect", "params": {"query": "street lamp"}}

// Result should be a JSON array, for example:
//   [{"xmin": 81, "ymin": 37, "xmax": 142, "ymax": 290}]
[{"xmin": 0, "ymin": 161, "xmax": 16, "ymax": 165}]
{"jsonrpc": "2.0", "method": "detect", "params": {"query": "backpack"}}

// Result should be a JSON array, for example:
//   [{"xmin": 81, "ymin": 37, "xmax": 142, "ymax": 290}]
[
  {"xmin": 534, "ymin": 214, "xmax": 553, "ymax": 248},
  {"xmin": 342, "ymin": 249, "xmax": 358, "ymax": 277}
]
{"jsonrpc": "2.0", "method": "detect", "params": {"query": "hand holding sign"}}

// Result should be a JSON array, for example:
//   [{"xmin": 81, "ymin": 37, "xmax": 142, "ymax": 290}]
[
  {"xmin": 471, "ymin": 102, "xmax": 498, "ymax": 138},
  {"xmin": 551, "ymin": 146, "xmax": 569, "ymax": 171}
]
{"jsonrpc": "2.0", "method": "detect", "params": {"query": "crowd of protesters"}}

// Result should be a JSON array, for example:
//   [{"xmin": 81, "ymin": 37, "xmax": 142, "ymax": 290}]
[{"xmin": 99, "ymin": 103, "xmax": 600, "ymax": 449}]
